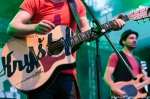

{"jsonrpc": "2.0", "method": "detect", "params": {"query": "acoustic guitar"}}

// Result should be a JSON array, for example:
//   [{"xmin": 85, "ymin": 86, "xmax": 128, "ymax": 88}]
[{"xmin": 1, "ymin": 7, "xmax": 150, "ymax": 95}]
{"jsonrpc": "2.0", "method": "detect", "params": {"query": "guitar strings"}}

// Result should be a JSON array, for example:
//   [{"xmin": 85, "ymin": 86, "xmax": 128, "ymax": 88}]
[
  {"xmin": 47, "ymin": 41, "xmax": 64, "ymax": 51},
  {"xmin": 120, "ymin": 86, "xmax": 138, "ymax": 98},
  {"xmin": 47, "ymin": 29, "xmax": 93, "ymax": 51},
  {"xmin": 47, "ymin": 37, "xmax": 74, "ymax": 51},
  {"xmin": 46, "ymin": 31, "xmax": 92, "ymax": 53},
  {"xmin": 48, "ymin": 41, "xmax": 63, "ymax": 50}
]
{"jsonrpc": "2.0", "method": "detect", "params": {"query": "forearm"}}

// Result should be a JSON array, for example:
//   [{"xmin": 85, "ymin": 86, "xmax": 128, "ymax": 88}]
[
  {"xmin": 104, "ymin": 75, "xmax": 115, "ymax": 89},
  {"xmin": 142, "ymin": 76, "xmax": 149, "ymax": 81},
  {"xmin": 141, "ymin": 69, "xmax": 149, "ymax": 81},
  {"xmin": 7, "ymin": 22, "xmax": 37, "ymax": 37}
]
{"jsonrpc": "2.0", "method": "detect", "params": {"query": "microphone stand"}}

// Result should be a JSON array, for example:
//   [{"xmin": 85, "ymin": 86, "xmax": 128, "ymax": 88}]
[
  {"xmin": 81, "ymin": 1, "xmax": 103, "ymax": 99},
  {"xmin": 81, "ymin": 1, "xmax": 137, "ymax": 99}
]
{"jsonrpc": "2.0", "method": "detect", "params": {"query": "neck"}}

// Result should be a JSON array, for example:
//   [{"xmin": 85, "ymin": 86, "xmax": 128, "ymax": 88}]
[{"xmin": 122, "ymin": 47, "xmax": 133, "ymax": 56}]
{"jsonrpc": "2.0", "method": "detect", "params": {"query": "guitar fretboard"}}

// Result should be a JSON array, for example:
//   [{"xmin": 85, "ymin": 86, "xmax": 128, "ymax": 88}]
[
  {"xmin": 48, "ymin": 14, "xmax": 130, "ymax": 49},
  {"xmin": 136, "ymin": 79, "xmax": 150, "ymax": 90},
  {"xmin": 65, "ymin": 14, "xmax": 130, "ymax": 47},
  {"xmin": 101, "ymin": 15, "xmax": 129, "ymax": 31}
]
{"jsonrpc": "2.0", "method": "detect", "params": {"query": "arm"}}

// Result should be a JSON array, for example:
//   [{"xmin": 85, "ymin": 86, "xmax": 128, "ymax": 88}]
[
  {"xmin": 7, "ymin": 9, "xmax": 55, "ymax": 37},
  {"xmin": 103, "ymin": 54, "xmax": 126, "ymax": 97},
  {"xmin": 79, "ymin": 16, "xmax": 93, "ymax": 42},
  {"xmin": 104, "ymin": 66, "xmax": 116, "ymax": 89},
  {"xmin": 141, "ymin": 69, "xmax": 149, "ymax": 81},
  {"xmin": 104, "ymin": 66, "xmax": 126, "ymax": 97},
  {"xmin": 79, "ymin": 16, "xmax": 91, "ymax": 32}
]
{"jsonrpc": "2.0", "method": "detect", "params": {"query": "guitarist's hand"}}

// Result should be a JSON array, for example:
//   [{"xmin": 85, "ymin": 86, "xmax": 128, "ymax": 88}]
[
  {"xmin": 112, "ymin": 13, "xmax": 125, "ymax": 31},
  {"xmin": 35, "ymin": 20, "xmax": 55, "ymax": 34},
  {"xmin": 112, "ymin": 87, "xmax": 126, "ymax": 98}
]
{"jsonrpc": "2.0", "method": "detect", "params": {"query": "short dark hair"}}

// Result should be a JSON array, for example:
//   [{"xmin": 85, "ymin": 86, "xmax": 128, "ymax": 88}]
[{"xmin": 119, "ymin": 29, "xmax": 138, "ymax": 46}]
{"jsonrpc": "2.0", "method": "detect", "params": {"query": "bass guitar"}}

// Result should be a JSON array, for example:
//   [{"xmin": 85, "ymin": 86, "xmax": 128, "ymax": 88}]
[{"xmin": 111, "ymin": 74, "xmax": 150, "ymax": 99}]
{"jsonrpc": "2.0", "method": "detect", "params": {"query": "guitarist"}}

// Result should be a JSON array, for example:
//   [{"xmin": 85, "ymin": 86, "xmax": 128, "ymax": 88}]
[
  {"xmin": 104, "ymin": 29, "xmax": 149, "ymax": 99},
  {"xmin": 6, "ymin": 0, "xmax": 125, "ymax": 99}
]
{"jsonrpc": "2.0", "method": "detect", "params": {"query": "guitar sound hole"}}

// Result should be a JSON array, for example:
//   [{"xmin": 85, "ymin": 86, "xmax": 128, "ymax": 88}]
[{"xmin": 48, "ymin": 41, "xmax": 64, "ymax": 55}]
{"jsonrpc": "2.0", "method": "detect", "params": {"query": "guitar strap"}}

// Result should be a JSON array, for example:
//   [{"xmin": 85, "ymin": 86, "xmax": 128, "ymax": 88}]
[
  {"xmin": 67, "ymin": 0, "xmax": 82, "ymax": 33},
  {"xmin": 133, "ymin": 56, "xmax": 147, "ymax": 94},
  {"xmin": 118, "ymin": 52, "xmax": 142, "ymax": 73},
  {"xmin": 67, "ymin": 0, "xmax": 83, "ymax": 52},
  {"xmin": 134, "ymin": 55, "xmax": 142, "ymax": 70}
]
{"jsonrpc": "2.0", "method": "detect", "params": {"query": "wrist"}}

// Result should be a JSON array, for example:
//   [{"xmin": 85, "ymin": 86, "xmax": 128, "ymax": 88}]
[{"xmin": 32, "ymin": 24, "xmax": 38, "ymax": 33}]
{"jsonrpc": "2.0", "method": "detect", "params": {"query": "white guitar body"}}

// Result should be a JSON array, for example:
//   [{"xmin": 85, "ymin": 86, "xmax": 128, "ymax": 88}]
[{"xmin": 2, "ymin": 25, "xmax": 76, "ymax": 94}]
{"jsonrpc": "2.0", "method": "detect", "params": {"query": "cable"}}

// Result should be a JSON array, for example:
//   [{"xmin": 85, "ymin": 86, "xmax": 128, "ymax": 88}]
[
  {"xmin": 0, "ymin": 42, "xmax": 5, "ymax": 77},
  {"xmin": 0, "ymin": 73, "xmax": 5, "ymax": 77},
  {"xmin": 0, "ymin": 69, "xmax": 5, "ymax": 77},
  {"xmin": 0, "ymin": 69, "xmax": 4, "ymax": 73}
]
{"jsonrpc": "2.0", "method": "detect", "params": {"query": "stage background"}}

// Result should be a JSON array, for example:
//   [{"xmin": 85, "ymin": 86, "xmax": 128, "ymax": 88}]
[{"xmin": 0, "ymin": 0, "xmax": 150, "ymax": 99}]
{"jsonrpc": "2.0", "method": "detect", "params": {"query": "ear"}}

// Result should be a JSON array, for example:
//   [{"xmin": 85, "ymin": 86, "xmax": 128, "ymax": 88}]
[{"xmin": 122, "ymin": 40, "xmax": 125, "ymax": 45}]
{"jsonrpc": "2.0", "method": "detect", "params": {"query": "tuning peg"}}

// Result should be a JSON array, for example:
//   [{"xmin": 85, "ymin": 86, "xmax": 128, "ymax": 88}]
[
  {"xmin": 132, "ymin": 11, "xmax": 134, "ymax": 15},
  {"xmin": 143, "ymin": 19, "xmax": 146, "ymax": 23},
  {"xmin": 142, "ymin": 16, "xmax": 146, "ymax": 23},
  {"xmin": 139, "ymin": 10, "xmax": 140, "ymax": 13},
  {"xmin": 136, "ymin": 20, "xmax": 140, "ymax": 24},
  {"xmin": 135, "ymin": 17, "xmax": 140, "ymax": 24}
]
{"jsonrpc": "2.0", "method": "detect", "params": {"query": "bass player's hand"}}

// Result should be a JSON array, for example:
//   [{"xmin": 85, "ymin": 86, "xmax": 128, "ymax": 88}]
[{"xmin": 111, "ymin": 86, "xmax": 126, "ymax": 98}]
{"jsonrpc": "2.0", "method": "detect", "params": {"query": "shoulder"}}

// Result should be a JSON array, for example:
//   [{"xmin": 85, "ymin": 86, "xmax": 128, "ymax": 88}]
[
  {"xmin": 107, "ymin": 53, "xmax": 118, "ymax": 68},
  {"xmin": 20, "ymin": 0, "xmax": 40, "ymax": 16},
  {"xmin": 74, "ymin": 0, "xmax": 86, "ymax": 16},
  {"xmin": 108, "ymin": 53, "xmax": 118, "ymax": 61},
  {"xmin": 74, "ymin": 0, "xmax": 85, "ymax": 9},
  {"xmin": 109, "ymin": 53, "xmax": 118, "ymax": 61},
  {"xmin": 110, "ymin": 53, "xmax": 117, "ymax": 58}
]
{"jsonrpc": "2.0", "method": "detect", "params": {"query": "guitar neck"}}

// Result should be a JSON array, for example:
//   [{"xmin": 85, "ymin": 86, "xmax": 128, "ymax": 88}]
[
  {"xmin": 101, "ymin": 14, "xmax": 130, "ymax": 31},
  {"xmin": 49, "ymin": 6, "xmax": 150, "ymax": 48},
  {"xmin": 72, "ymin": 7, "xmax": 150, "ymax": 45},
  {"xmin": 70, "ymin": 14, "xmax": 130, "ymax": 47},
  {"xmin": 136, "ymin": 79, "xmax": 150, "ymax": 90}
]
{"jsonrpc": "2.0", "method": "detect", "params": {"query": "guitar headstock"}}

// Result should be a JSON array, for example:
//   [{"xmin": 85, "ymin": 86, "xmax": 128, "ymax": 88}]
[{"xmin": 128, "ymin": 6, "xmax": 150, "ymax": 22}]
